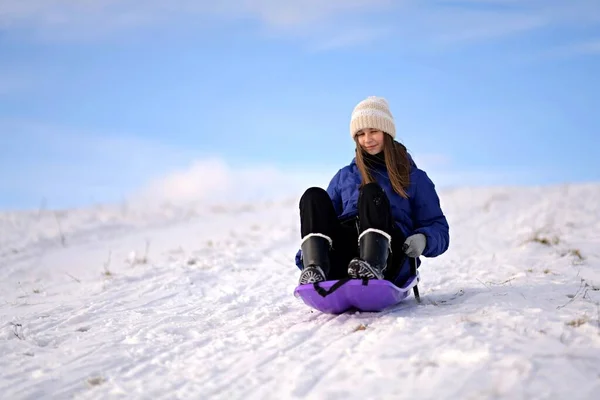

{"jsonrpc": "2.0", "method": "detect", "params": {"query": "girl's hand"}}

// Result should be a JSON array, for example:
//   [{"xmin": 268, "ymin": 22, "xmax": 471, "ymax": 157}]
[{"xmin": 403, "ymin": 234, "xmax": 426, "ymax": 257}]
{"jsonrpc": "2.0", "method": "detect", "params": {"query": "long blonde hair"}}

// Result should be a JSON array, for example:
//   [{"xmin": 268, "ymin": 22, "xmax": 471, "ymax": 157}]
[{"xmin": 354, "ymin": 134, "xmax": 411, "ymax": 199}]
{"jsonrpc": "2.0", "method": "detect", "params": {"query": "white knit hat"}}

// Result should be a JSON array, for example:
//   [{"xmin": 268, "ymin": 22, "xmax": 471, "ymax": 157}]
[{"xmin": 350, "ymin": 96, "xmax": 396, "ymax": 140}]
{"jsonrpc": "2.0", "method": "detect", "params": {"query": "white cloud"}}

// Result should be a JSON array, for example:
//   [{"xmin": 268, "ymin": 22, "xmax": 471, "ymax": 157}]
[
  {"xmin": 0, "ymin": 0, "xmax": 393, "ymax": 37},
  {"xmin": 0, "ymin": 0, "xmax": 399, "ymax": 48},
  {"xmin": 134, "ymin": 149, "xmax": 532, "ymax": 210},
  {"xmin": 228, "ymin": 0, "xmax": 394, "ymax": 28},
  {"xmin": 427, "ymin": 165, "xmax": 545, "ymax": 189},
  {"xmin": 2, "ymin": 0, "xmax": 597, "ymax": 48},
  {"xmin": 0, "ymin": 120, "xmax": 334, "ymax": 209},
  {"xmin": 0, "ymin": 120, "xmax": 200, "ymax": 208},
  {"xmin": 0, "ymin": 120, "xmax": 541, "ymax": 209},
  {"xmin": 133, "ymin": 157, "xmax": 333, "ymax": 207},
  {"xmin": 394, "ymin": 0, "xmax": 600, "ymax": 49},
  {"xmin": 404, "ymin": 150, "xmax": 546, "ymax": 189},
  {"xmin": 412, "ymin": 153, "xmax": 453, "ymax": 169}
]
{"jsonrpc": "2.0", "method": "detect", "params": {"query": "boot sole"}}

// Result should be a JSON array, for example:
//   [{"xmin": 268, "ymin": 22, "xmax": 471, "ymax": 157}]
[
  {"xmin": 299, "ymin": 266, "xmax": 326, "ymax": 285},
  {"xmin": 348, "ymin": 259, "xmax": 384, "ymax": 280}
]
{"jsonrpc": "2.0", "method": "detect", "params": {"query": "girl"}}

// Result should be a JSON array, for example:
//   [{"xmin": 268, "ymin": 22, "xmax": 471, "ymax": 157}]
[{"xmin": 295, "ymin": 96, "xmax": 450, "ymax": 287}]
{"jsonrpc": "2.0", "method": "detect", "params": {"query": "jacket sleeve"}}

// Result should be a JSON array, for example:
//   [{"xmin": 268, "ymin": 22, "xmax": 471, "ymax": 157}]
[
  {"xmin": 411, "ymin": 170, "xmax": 450, "ymax": 257},
  {"xmin": 295, "ymin": 250, "xmax": 303, "ymax": 270},
  {"xmin": 326, "ymin": 169, "xmax": 343, "ymax": 217}
]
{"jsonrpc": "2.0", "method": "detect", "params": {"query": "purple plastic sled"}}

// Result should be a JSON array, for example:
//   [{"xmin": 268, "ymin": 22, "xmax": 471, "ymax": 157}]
[{"xmin": 294, "ymin": 272, "xmax": 421, "ymax": 314}]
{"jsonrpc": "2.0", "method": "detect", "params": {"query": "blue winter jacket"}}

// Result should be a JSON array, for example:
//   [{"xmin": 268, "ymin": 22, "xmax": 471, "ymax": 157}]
[{"xmin": 294, "ymin": 153, "xmax": 450, "ymax": 280}]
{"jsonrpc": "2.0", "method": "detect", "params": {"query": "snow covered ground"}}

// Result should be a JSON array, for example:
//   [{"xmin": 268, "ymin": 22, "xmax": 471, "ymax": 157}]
[{"xmin": 1, "ymin": 183, "xmax": 600, "ymax": 399}]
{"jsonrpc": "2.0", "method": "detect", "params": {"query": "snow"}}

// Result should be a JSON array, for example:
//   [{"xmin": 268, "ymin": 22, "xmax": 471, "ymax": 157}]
[{"xmin": 1, "ymin": 183, "xmax": 600, "ymax": 399}]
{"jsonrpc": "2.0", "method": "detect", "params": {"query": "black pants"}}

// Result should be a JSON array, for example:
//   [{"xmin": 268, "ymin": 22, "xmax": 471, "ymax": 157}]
[{"xmin": 299, "ymin": 183, "xmax": 407, "ymax": 281}]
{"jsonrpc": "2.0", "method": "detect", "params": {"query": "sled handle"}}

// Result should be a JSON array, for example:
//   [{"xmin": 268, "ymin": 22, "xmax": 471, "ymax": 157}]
[{"xmin": 410, "ymin": 257, "xmax": 421, "ymax": 303}]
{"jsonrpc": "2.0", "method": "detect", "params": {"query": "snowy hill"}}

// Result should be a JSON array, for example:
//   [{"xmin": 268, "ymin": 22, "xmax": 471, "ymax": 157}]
[{"xmin": 1, "ymin": 183, "xmax": 600, "ymax": 399}]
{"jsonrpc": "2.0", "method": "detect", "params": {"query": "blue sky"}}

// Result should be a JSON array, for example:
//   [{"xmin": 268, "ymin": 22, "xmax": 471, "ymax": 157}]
[{"xmin": 1, "ymin": 0, "xmax": 599, "ymax": 210}]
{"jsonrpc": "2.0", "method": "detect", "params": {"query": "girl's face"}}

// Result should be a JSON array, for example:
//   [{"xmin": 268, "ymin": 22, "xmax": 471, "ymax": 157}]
[{"xmin": 356, "ymin": 128, "xmax": 384, "ymax": 155}]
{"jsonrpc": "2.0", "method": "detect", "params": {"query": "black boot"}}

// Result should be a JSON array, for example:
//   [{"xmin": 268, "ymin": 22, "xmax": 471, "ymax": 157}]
[
  {"xmin": 347, "ymin": 228, "xmax": 391, "ymax": 280},
  {"xmin": 298, "ymin": 234, "xmax": 332, "ymax": 285}
]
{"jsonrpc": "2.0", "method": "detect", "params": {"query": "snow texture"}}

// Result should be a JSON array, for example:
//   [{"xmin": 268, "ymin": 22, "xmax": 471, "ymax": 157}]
[{"xmin": 1, "ymin": 183, "xmax": 600, "ymax": 399}]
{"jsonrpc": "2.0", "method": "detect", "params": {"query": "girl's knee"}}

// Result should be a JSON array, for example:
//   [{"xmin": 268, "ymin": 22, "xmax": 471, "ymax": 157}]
[
  {"xmin": 300, "ymin": 187, "xmax": 330, "ymax": 205},
  {"xmin": 361, "ymin": 182, "xmax": 386, "ymax": 198}
]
